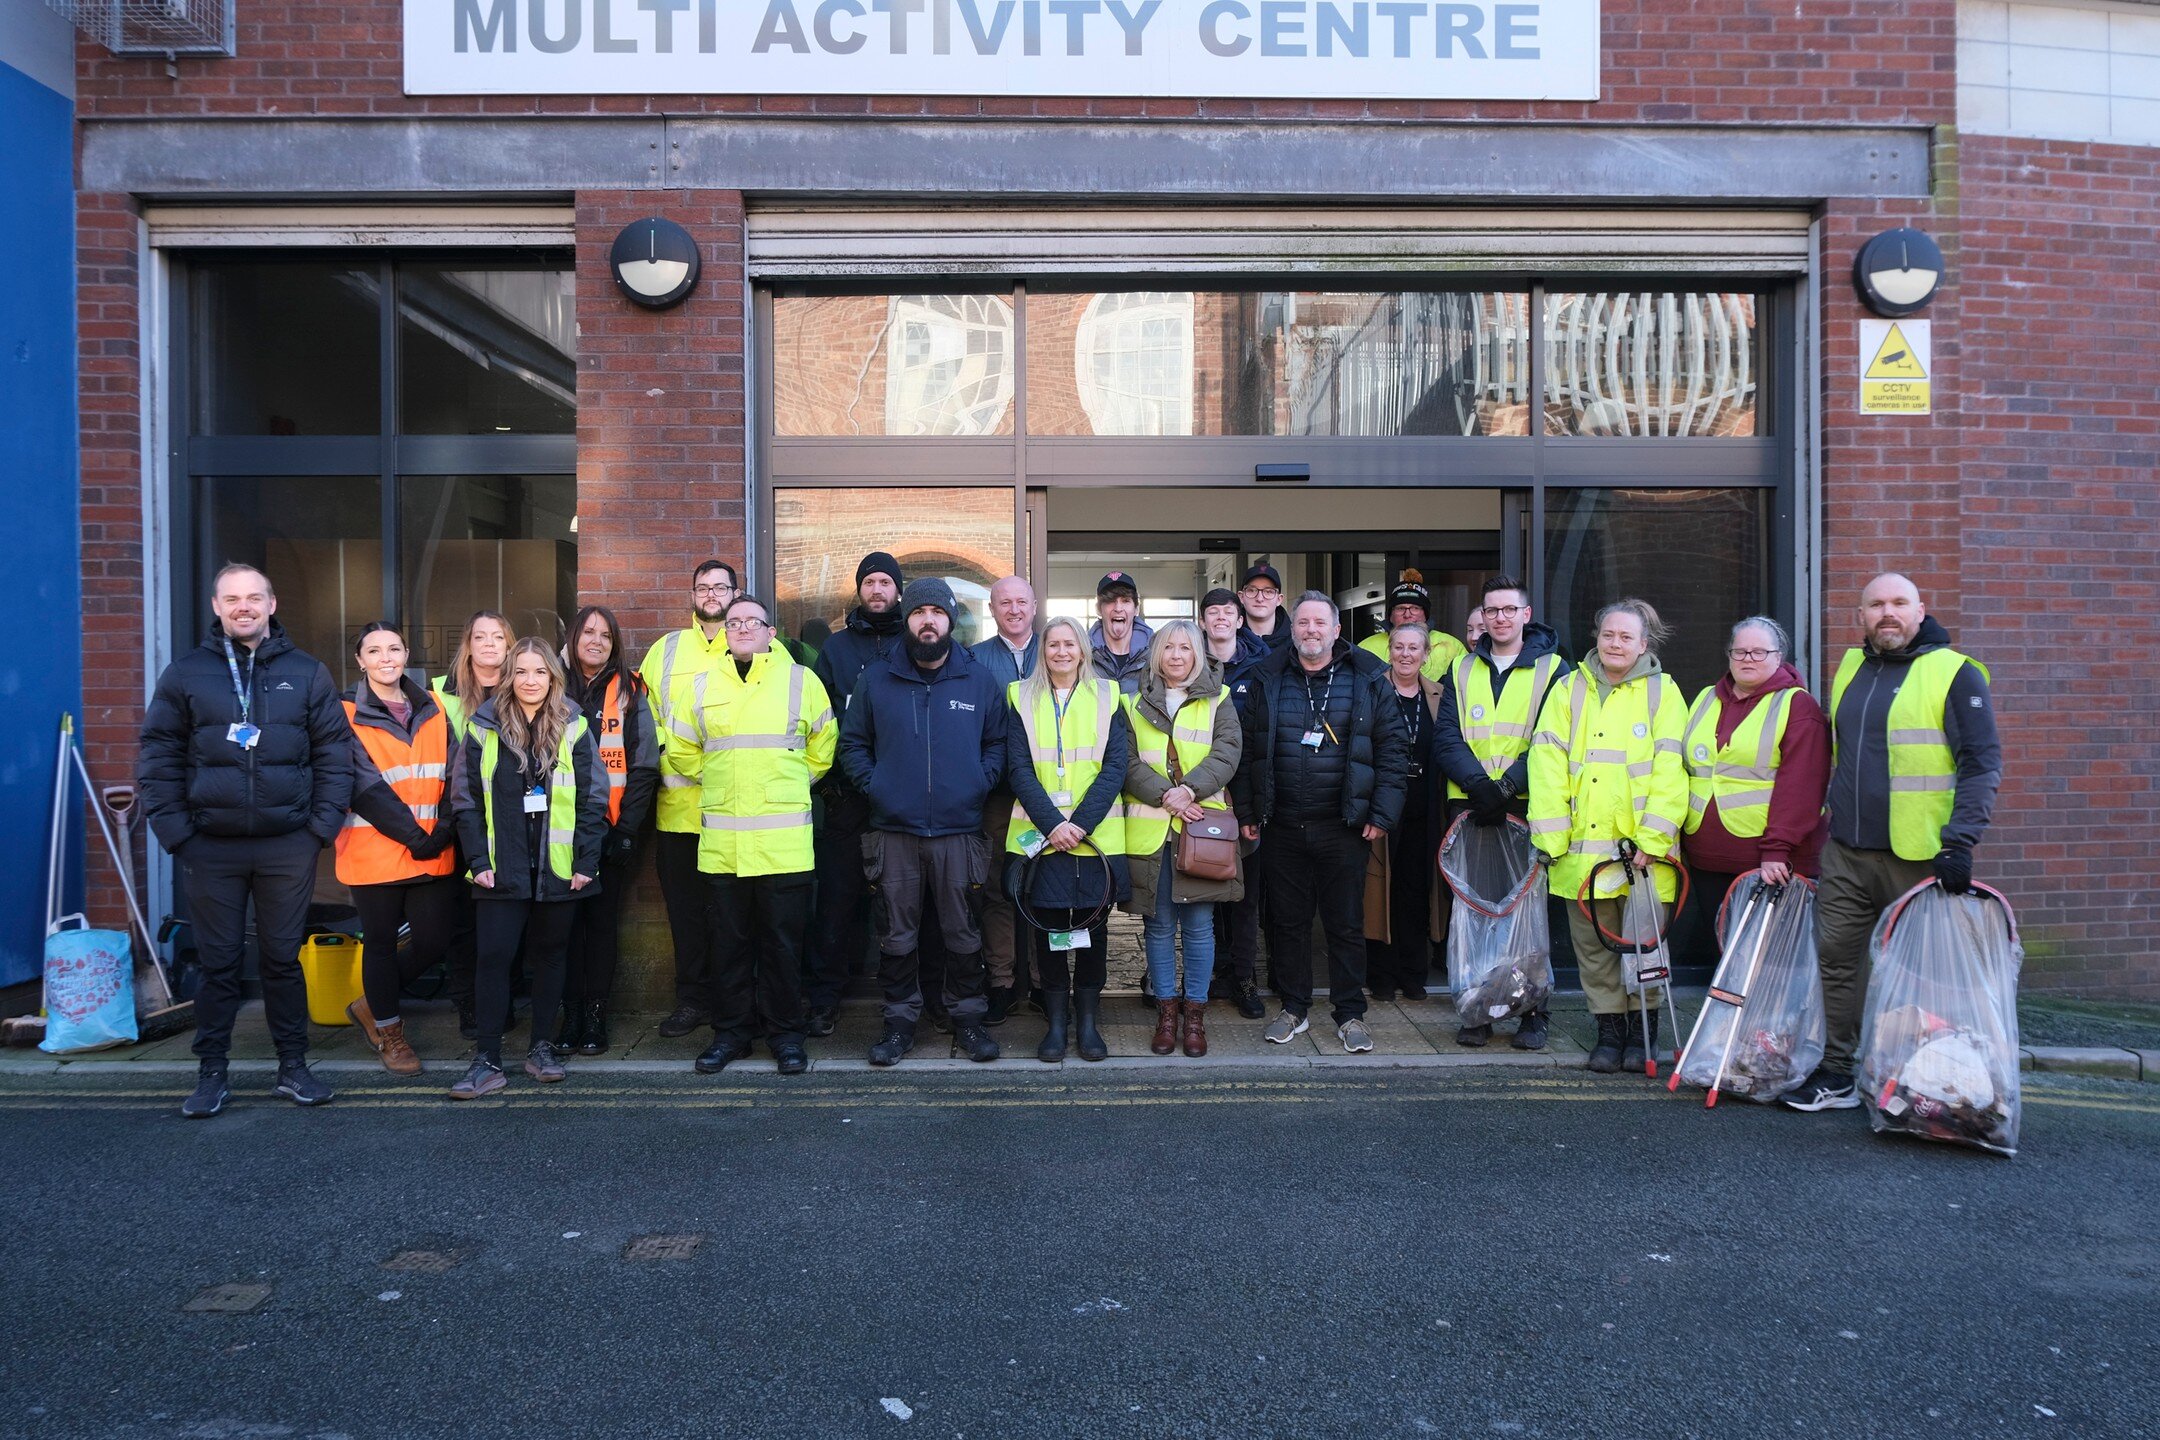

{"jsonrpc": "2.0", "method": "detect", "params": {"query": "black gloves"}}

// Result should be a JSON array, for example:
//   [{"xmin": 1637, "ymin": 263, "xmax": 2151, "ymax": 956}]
[
  {"xmin": 605, "ymin": 827, "xmax": 638, "ymax": 862},
  {"xmin": 408, "ymin": 828, "xmax": 454, "ymax": 861},
  {"xmin": 1932, "ymin": 845, "xmax": 1973, "ymax": 894},
  {"xmin": 1468, "ymin": 778, "xmax": 1509, "ymax": 826}
]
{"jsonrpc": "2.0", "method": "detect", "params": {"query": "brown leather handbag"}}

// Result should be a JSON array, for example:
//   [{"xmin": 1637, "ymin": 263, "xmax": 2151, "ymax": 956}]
[{"xmin": 1165, "ymin": 739, "xmax": 1240, "ymax": 882}]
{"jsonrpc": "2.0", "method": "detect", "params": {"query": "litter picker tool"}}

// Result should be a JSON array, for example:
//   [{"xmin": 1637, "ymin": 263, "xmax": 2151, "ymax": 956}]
[
  {"xmin": 1577, "ymin": 839, "xmax": 1688, "ymax": 1078},
  {"xmin": 1668, "ymin": 875, "xmax": 1793, "ymax": 1106}
]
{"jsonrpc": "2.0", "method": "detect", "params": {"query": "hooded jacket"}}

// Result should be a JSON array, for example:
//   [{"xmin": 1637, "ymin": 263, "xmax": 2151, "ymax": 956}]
[
  {"xmin": 839, "ymin": 641, "xmax": 1011, "ymax": 837},
  {"xmin": 1681, "ymin": 662, "xmax": 1831, "ymax": 876},
  {"xmin": 1825, "ymin": 615, "xmax": 2000, "ymax": 854},
  {"xmin": 1432, "ymin": 621, "xmax": 1572, "ymax": 803},
  {"xmin": 1089, "ymin": 616, "xmax": 1156, "ymax": 694},
  {"xmin": 1206, "ymin": 628, "xmax": 1271, "ymax": 709},
  {"xmin": 1231, "ymin": 638, "xmax": 1408, "ymax": 835},
  {"xmin": 138, "ymin": 619, "xmax": 354, "ymax": 851},
  {"xmin": 1240, "ymin": 607, "xmax": 1294, "ymax": 651},
  {"xmin": 448, "ymin": 698, "xmax": 610, "ymax": 902}
]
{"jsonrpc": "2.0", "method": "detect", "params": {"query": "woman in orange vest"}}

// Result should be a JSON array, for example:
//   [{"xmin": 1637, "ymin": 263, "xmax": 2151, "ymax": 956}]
[
  {"xmin": 559, "ymin": 604, "xmax": 659, "ymax": 1054},
  {"xmin": 339, "ymin": 621, "xmax": 460, "ymax": 1075}
]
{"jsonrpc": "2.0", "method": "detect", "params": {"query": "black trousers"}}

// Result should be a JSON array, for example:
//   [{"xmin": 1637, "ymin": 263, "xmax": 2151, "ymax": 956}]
[
  {"xmin": 707, "ymin": 870, "xmax": 813, "ymax": 1047},
  {"xmin": 351, "ymin": 876, "xmax": 463, "ymax": 1023},
  {"xmin": 180, "ymin": 829, "xmax": 320, "ymax": 1065},
  {"xmin": 804, "ymin": 803, "xmax": 873, "ymax": 1013},
  {"xmin": 564, "ymin": 851, "xmax": 634, "ymax": 1011},
  {"xmin": 654, "ymin": 831, "xmax": 716, "ymax": 1015},
  {"xmin": 1212, "ymin": 847, "xmax": 1264, "ymax": 992},
  {"xmin": 474, "ymin": 898, "xmax": 578, "ymax": 1064},
  {"xmin": 443, "ymin": 838, "xmax": 477, "ymax": 1008},
  {"xmin": 1677, "ymin": 867, "xmax": 1745, "ymax": 973},
  {"xmin": 1366, "ymin": 792, "xmax": 1434, "ymax": 996},
  {"xmin": 1029, "ymin": 909, "xmax": 1109, "ymax": 993},
  {"xmin": 1263, "ymin": 819, "xmax": 1370, "ymax": 1024}
]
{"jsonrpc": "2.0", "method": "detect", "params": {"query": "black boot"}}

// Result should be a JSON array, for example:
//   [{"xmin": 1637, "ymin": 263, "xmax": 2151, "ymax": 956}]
[
  {"xmin": 577, "ymin": 1000, "xmax": 609, "ymax": 1056},
  {"xmin": 985, "ymin": 985, "xmax": 1015, "ymax": 1027},
  {"xmin": 1586, "ymin": 1013, "xmax": 1625, "ymax": 1074},
  {"xmin": 555, "ymin": 1004, "xmax": 582, "ymax": 1052},
  {"xmin": 1036, "ymin": 990, "xmax": 1070, "ymax": 1063},
  {"xmin": 868, "ymin": 1024, "xmax": 916, "ymax": 1067},
  {"xmin": 1073, "ymin": 989, "xmax": 1108, "ymax": 1062},
  {"xmin": 1619, "ymin": 1011, "xmax": 1648, "ymax": 1073},
  {"xmin": 951, "ymin": 1021, "xmax": 1000, "ymax": 1063},
  {"xmin": 1233, "ymin": 977, "xmax": 1266, "ymax": 1021}
]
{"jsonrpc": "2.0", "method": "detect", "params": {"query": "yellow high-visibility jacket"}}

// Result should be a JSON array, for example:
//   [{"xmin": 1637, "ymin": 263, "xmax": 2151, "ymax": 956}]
[
  {"xmin": 664, "ymin": 650, "xmax": 836, "ymax": 877},
  {"xmin": 1527, "ymin": 661, "xmax": 1689, "ymax": 902}
]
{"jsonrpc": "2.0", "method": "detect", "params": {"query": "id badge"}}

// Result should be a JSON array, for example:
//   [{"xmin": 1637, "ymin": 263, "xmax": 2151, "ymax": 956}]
[
  {"xmin": 228, "ymin": 722, "xmax": 261, "ymax": 750},
  {"xmin": 1301, "ymin": 729, "xmax": 1324, "ymax": 749},
  {"xmin": 1016, "ymin": 826, "xmax": 1047, "ymax": 858},
  {"xmin": 523, "ymin": 787, "xmax": 548, "ymax": 814},
  {"xmin": 1049, "ymin": 929, "xmax": 1090, "ymax": 952},
  {"xmin": 1050, "ymin": 791, "xmax": 1074, "ymax": 809}
]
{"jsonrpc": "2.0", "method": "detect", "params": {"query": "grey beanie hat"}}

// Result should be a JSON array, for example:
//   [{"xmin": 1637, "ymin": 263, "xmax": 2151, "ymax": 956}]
[{"xmin": 899, "ymin": 576, "xmax": 957, "ymax": 619}]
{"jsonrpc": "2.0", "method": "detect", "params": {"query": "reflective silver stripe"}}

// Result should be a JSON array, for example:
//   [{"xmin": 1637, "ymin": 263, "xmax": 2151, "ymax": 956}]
[
  {"xmin": 1682, "ymin": 690, "xmax": 1719, "ymax": 779},
  {"xmin": 1755, "ymin": 691, "xmax": 1792, "ymax": 770},
  {"xmin": 1488, "ymin": 721, "xmax": 1533, "ymax": 740},
  {"xmin": 656, "ymin": 632, "xmax": 683, "ymax": 702},
  {"xmin": 1126, "ymin": 802, "xmax": 1170, "ymax": 822},
  {"xmin": 700, "ymin": 812, "xmax": 812, "ymax": 832},
  {"xmin": 1638, "ymin": 814, "xmax": 1681, "ymax": 840},
  {"xmin": 1625, "ymin": 759, "xmax": 1655, "ymax": 779},
  {"xmin": 669, "ymin": 716, "xmax": 701, "ymax": 743},
  {"xmin": 662, "ymin": 774, "xmax": 699, "ymax": 788},
  {"xmin": 343, "ymin": 814, "xmax": 373, "ymax": 830},
  {"xmin": 787, "ymin": 664, "xmax": 806, "ymax": 736},
  {"xmin": 805, "ymin": 708, "xmax": 834, "ymax": 734},
  {"xmin": 376, "ymin": 762, "xmax": 447, "ymax": 785},
  {"xmin": 1889, "ymin": 774, "xmax": 1956, "ymax": 792},
  {"xmin": 1527, "ymin": 817, "xmax": 1571, "ymax": 836},
  {"xmin": 607, "ymin": 773, "xmax": 627, "ymax": 792},
  {"xmin": 546, "ymin": 827, "xmax": 576, "ymax": 848},
  {"xmin": 1652, "ymin": 738, "xmax": 1683, "ymax": 757},
  {"xmin": 1528, "ymin": 730, "xmax": 1566, "ymax": 748},
  {"xmin": 1171, "ymin": 725, "xmax": 1212, "ymax": 746},
  {"xmin": 1567, "ymin": 838, "xmax": 1619, "ymax": 856},
  {"xmin": 1888, "ymin": 727, "xmax": 1948, "ymax": 746},
  {"xmin": 1483, "ymin": 757, "xmax": 1510, "ymax": 777},
  {"xmin": 704, "ymin": 734, "xmax": 807, "ymax": 752},
  {"xmin": 1712, "ymin": 785, "xmax": 1775, "ymax": 808},
  {"xmin": 1584, "ymin": 748, "xmax": 1631, "ymax": 765}
]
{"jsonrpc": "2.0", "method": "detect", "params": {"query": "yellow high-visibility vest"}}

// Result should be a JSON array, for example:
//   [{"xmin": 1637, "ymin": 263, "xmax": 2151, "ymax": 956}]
[
  {"xmin": 1005, "ymin": 678, "xmax": 1125, "ymax": 856},
  {"xmin": 477, "ymin": 717, "xmax": 587, "ymax": 883},
  {"xmin": 1828, "ymin": 646, "xmax": 1983, "ymax": 862},
  {"xmin": 1526, "ymin": 668, "xmax": 1689, "ymax": 901},
  {"xmin": 665, "ymin": 651, "xmax": 836, "ymax": 877},
  {"xmin": 1446, "ymin": 651, "xmax": 1565, "ymax": 801},
  {"xmin": 1682, "ymin": 687, "xmax": 1796, "ymax": 839},
  {"xmin": 1121, "ymin": 690, "xmax": 1228, "ymax": 857},
  {"xmin": 1359, "ymin": 627, "xmax": 1469, "ymax": 684}
]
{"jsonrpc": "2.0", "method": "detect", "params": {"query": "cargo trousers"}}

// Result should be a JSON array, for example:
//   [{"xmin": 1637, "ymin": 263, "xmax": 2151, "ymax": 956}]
[{"xmin": 1814, "ymin": 837, "xmax": 1933, "ymax": 1075}]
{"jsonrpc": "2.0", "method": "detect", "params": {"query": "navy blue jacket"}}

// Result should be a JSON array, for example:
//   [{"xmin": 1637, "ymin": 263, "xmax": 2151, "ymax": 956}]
[
  {"xmin": 1004, "ymin": 695, "xmax": 1133, "ymax": 911},
  {"xmin": 969, "ymin": 631, "xmax": 1040, "ymax": 688},
  {"xmin": 839, "ymin": 643, "xmax": 1011, "ymax": 838},
  {"xmin": 812, "ymin": 604, "xmax": 906, "ymax": 807}
]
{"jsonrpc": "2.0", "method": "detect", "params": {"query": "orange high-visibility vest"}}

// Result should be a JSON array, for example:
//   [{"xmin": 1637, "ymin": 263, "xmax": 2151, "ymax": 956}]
[
  {"xmin": 336, "ymin": 700, "xmax": 456, "ymax": 885},
  {"xmin": 595, "ymin": 673, "xmax": 632, "ymax": 825}
]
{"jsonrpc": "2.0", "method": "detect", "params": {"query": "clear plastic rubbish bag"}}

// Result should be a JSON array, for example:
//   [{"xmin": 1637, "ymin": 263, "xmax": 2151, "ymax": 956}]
[
  {"xmin": 1857, "ymin": 880, "xmax": 2023, "ymax": 1158},
  {"xmin": 1673, "ymin": 872, "xmax": 1825, "ymax": 1103},
  {"xmin": 1440, "ymin": 814, "xmax": 1551, "ymax": 1026}
]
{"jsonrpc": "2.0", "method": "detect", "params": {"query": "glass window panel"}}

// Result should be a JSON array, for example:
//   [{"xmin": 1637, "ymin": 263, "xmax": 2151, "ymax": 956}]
[
  {"xmin": 197, "ymin": 476, "xmax": 382, "ymax": 688},
  {"xmin": 1542, "ymin": 488, "xmax": 1769, "ymax": 696},
  {"xmin": 398, "ymin": 263, "xmax": 578, "ymax": 435},
  {"xmin": 1544, "ymin": 292, "xmax": 1762, "ymax": 437},
  {"xmin": 192, "ymin": 261, "xmax": 381, "ymax": 435},
  {"xmin": 398, "ymin": 475, "xmax": 578, "ymax": 674},
  {"xmin": 775, "ymin": 487, "xmax": 1014, "ymax": 650},
  {"xmin": 1027, "ymin": 291, "xmax": 1531, "ymax": 437},
  {"xmin": 773, "ymin": 295, "xmax": 1015, "ymax": 436}
]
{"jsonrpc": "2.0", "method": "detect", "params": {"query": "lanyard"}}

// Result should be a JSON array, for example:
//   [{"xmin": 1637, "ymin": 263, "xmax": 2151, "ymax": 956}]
[
  {"xmin": 222, "ymin": 638, "xmax": 254, "ymax": 727},
  {"xmin": 1049, "ymin": 688, "xmax": 1074, "ymax": 778},
  {"xmin": 1301, "ymin": 663, "xmax": 1339, "ymax": 737}
]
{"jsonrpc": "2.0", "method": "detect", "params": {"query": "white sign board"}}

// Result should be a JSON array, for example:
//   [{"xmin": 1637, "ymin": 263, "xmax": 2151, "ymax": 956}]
[
  {"xmin": 1859, "ymin": 317, "xmax": 1931, "ymax": 416},
  {"xmin": 403, "ymin": 0, "xmax": 1603, "ymax": 99}
]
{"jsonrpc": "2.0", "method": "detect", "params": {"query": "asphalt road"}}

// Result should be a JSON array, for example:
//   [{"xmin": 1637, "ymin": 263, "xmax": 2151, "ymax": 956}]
[{"xmin": 0, "ymin": 1067, "xmax": 2154, "ymax": 1440}]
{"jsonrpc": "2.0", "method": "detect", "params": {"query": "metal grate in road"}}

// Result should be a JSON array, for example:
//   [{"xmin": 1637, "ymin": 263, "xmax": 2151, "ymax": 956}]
[
  {"xmin": 622, "ymin": 1233, "xmax": 704, "ymax": 1261},
  {"xmin": 184, "ymin": 1283, "xmax": 270, "ymax": 1313}
]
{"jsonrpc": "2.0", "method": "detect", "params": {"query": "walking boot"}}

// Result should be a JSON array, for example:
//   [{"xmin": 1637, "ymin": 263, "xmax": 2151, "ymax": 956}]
[
  {"xmin": 377, "ymin": 1019, "xmax": 422, "ymax": 1077},
  {"xmin": 1511, "ymin": 1008, "xmax": 1549, "ymax": 1051},
  {"xmin": 1181, "ymin": 999, "xmax": 1209, "ymax": 1058},
  {"xmin": 577, "ymin": 1000, "xmax": 609, "ymax": 1056},
  {"xmin": 985, "ymin": 985, "xmax": 1016, "ymax": 1027},
  {"xmin": 554, "ymin": 1004, "xmax": 581, "ymax": 1053},
  {"xmin": 1234, "ymin": 976, "xmax": 1266, "ymax": 1021},
  {"xmin": 951, "ymin": 1022, "xmax": 1000, "ymax": 1062},
  {"xmin": 346, "ymin": 995, "xmax": 384, "ymax": 1051},
  {"xmin": 1036, "ymin": 990, "xmax": 1071, "ymax": 1063},
  {"xmin": 868, "ymin": 1024, "xmax": 916, "ymax": 1067},
  {"xmin": 1073, "ymin": 988, "xmax": 1108, "ymax": 1062},
  {"xmin": 1150, "ymin": 998, "xmax": 1181, "ymax": 1056},
  {"xmin": 1619, "ymin": 1012, "xmax": 1648, "ymax": 1074},
  {"xmin": 1586, "ymin": 1013, "xmax": 1626, "ymax": 1074}
]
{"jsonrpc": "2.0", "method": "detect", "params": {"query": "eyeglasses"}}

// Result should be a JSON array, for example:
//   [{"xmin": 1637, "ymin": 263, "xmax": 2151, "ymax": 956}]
[
  {"xmin": 693, "ymin": 584, "xmax": 735, "ymax": 598},
  {"xmin": 723, "ymin": 618, "xmax": 771, "ymax": 633},
  {"xmin": 1240, "ymin": 586, "xmax": 1281, "ymax": 600},
  {"xmin": 1481, "ymin": 604, "xmax": 1523, "ymax": 619},
  {"xmin": 1727, "ymin": 647, "xmax": 1781, "ymax": 663}
]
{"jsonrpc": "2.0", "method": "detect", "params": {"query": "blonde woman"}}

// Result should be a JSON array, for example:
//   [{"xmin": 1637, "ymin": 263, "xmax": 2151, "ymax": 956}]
[
  {"xmin": 447, "ymin": 638, "xmax": 609, "ymax": 1098},
  {"xmin": 432, "ymin": 609, "xmax": 514, "ymax": 742},
  {"xmin": 1121, "ymin": 620, "xmax": 1243, "ymax": 1058}
]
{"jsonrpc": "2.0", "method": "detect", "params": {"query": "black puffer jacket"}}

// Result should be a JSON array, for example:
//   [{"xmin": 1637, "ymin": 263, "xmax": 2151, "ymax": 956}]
[
  {"xmin": 138, "ymin": 620, "xmax": 354, "ymax": 851},
  {"xmin": 1232, "ymin": 639, "xmax": 1408, "ymax": 833},
  {"xmin": 811, "ymin": 603, "xmax": 906, "ymax": 808},
  {"xmin": 448, "ymin": 699, "xmax": 610, "ymax": 903}
]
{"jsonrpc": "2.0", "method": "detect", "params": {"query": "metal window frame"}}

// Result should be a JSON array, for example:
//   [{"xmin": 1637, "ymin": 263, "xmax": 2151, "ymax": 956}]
[{"xmin": 169, "ymin": 248, "xmax": 577, "ymax": 661}]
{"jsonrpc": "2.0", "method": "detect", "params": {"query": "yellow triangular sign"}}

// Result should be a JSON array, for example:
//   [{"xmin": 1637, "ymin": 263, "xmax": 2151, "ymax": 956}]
[{"xmin": 1865, "ymin": 323, "xmax": 1927, "ymax": 380}]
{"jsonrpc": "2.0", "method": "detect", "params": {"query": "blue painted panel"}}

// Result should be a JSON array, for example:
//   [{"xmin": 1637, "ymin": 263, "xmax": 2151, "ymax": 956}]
[{"xmin": 0, "ymin": 61, "xmax": 82, "ymax": 986}]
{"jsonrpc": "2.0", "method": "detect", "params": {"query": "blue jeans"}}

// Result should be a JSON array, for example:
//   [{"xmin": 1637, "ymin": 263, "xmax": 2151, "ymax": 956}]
[{"xmin": 1145, "ymin": 865, "xmax": 1217, "ymax": 1002}]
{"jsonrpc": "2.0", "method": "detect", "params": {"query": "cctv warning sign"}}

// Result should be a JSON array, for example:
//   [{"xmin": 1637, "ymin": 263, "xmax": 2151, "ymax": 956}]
[{"xmin": 1860, "ymin": 319, "xmax": 1931, "ymax": 415}]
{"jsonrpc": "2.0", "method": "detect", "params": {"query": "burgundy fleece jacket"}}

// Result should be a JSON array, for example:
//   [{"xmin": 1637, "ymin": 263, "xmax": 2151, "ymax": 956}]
[{"xmin": 1683, "ymin": 662, "xmax": 1831, "ymax": 877}]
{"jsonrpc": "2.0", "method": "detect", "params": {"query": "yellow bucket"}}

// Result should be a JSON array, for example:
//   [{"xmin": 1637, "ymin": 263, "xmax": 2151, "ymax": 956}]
[{"xmin": 299, "ymin": 933, "xmax": 363, "ymax": 1026}]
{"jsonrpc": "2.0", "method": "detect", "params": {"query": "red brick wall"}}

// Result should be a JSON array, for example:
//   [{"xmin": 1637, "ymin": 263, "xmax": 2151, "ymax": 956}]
[
  {"xmin": 1950, "ymin": 134, "xmax": 2160, "ymax": 997},
  {"xmin": 74, "ymin": 1, "xmax": 1958, "ymax": 123}
]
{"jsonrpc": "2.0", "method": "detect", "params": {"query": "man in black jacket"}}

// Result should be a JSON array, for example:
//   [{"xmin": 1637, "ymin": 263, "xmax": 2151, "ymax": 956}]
[
  {"xmin": 1232, "ymin": 591, "xmax": 1410, "ymax": 1054},
  {"xmin": 803, "ymin": 551, "xmax": 907, "ymax": 1034},
  {"xmin": 138, "ymin": 564, "xmax": 354, "ymax": 1118}
]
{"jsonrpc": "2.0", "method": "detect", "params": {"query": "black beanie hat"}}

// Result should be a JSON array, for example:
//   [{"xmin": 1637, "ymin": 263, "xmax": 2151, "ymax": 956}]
[{"xmin": 856, "ymin": 552, "xmax": 903, "ymax": 590}]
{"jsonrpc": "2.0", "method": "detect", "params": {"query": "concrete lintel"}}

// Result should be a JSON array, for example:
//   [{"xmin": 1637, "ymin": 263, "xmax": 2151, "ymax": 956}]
[{"xmin": 82, "ymin": 115, "xmax": 1931, "ymax": 203}]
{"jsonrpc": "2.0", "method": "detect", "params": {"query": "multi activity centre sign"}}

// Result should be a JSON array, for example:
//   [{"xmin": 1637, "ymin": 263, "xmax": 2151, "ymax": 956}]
[{"xmin": 403, "ymin": 0, "xmax": 1603, "ymax": 98}]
